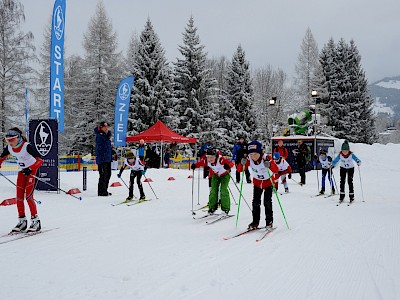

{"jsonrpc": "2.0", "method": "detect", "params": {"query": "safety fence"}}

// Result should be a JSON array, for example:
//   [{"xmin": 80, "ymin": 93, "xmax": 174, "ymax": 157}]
[{"xmin": 0, "ymin": 155, "xmax": 199, "ymax": 176}]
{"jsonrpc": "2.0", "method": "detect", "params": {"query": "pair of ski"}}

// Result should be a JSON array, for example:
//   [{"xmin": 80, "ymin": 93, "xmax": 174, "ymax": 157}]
[
  {"xmin": 0, "ymin": 228, "xmax": 59, "ymax": 245},
  {"xmin": 311, "ymin": 193, "xmax": 336, "ymax": 198},
  {"xmin": 111, "ymin": 198, "xmax": 151, "ymax": 206},
  {"xmin": 337, "ymin": 200, "xmax": 354, "ymax": 206},
  {"xmin": 224, "ymin": 226, "xmax": 276, "ymax": 242},
  {"xmin": 193, "ymin": 213, "xmax": 234, "ymax": 225}
]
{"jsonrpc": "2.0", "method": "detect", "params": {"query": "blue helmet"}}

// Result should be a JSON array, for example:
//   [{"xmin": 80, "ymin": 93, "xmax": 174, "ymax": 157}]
[{"xmin": 273, "ymin": 152, "xmax": 281, "ymax": 160}]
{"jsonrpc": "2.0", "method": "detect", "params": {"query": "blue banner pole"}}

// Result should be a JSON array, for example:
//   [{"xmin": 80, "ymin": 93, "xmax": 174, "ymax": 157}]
[
  {"xmin": 49, "ymin": 0, "xmax": 66, "ymax": 132},
  {"xmin": 114, "ymin": 75, "xmax": 134, "ymax": 147}
]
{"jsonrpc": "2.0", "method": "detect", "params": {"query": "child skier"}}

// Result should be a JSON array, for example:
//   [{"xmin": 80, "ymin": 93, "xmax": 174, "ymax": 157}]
[
  {"xmin": 331, "ymin": 141, "xmax": 361, "ymax": 203},
  {"xmin": 191, "ymin": 148, "xmax": 234, "ymax": 216},
  {"xmin": 117, "ymin": 149, "xmax": 146, "ymax": 200},
  {"xmin": 272, "ymin": 152, "xmax": 292, "ymax": 193},
  {"xmin": 316, "ymin": 149, "xmax": 335, "ymax": 195},
  {"xmin": 242, "ymin": 141, "xmax": 279, "ymax": 230},
  {"xmin": 0, "ymin": 128, "xmax": 43, "ymax": 233}
]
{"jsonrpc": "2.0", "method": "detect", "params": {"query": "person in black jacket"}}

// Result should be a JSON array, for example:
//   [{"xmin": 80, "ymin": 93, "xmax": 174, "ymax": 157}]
[
  {"xmin": 94, "ymin": 121, "xmax": 112, "ymax": 196},
  {"xmin": 232, "ymin": 137, "xmax": 251, "ymax": 183},
  {"xmin": 293, "ymin": 139, "xmax": 309, "ymax": 185}
]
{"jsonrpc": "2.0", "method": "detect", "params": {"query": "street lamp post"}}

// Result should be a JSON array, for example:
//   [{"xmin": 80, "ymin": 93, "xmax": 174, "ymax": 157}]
[{"xmin": 311, "ymin": 90, "xmax": 318, "ymax": 156}]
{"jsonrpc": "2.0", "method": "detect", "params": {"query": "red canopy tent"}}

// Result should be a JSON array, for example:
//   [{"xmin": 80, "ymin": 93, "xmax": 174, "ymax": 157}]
[
  {"xmin": 126, "ymin": 120, "xmax": 197, "ymax": 144},
  {"xmin": 126, "ymin": 120, "xmax": 197, "ymax": 167}
]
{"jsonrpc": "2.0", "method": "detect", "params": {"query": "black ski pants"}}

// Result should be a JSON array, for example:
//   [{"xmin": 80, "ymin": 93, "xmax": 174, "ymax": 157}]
[
  {"xmin": 252, "ymin": 185, "xmax": 273, "ymax": 226},
  {"xmin": 339, "ymin": 167, "xmax": 354, "ymax": 200},
  {"xmin": 129, "ymin": 170, "xmax": 145, "ymax": 198}
]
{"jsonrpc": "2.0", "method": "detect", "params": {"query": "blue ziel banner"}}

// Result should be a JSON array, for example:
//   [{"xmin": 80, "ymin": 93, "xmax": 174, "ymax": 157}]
[
  {"xmin": 29, "ymin": 119, "xmax": 59, "ymax": 191},
  {"xmin": 114, "ymin": 75, "xmax": 134, "ymax": 146},
  {"xmin": 49, "ymin": 0, "xmax": 66, "ymax": 132}
]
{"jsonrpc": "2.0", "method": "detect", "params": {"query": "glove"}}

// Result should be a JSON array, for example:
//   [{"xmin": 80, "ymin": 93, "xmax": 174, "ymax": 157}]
[
  {"xmin": 263, "ymin": 160, "xmax": 270, "ymax": 168},
  {"xmin": 288, "ymin": 173, "xmax": 292, "ymax": 179},
  {"xmin": 357, "ymin": 161, "xmax": 361, "ymax": 166},
  {"xmin": 241, "ymin": 158, "xmax": 247, "ymax": 166},
  {"xmin": 142, "ymin": 169, "xmax": 147, "ymax": 175},
  {"xmin": 191, "ymin": 163, "xmax": 196, "ymax": 170},
  {"xmin": 22, "ymin": 167, "xmax": 32, "ymax": 176},
  {"xmin": 223, "ymin": 163, "xmax": 231, "ymax": 170},
  {"xmin": 328, "ymin": 156, "xmax": 332, "ymax": 162},
  {"xmin": 117, "ymin": 173, "xmax": 121, "ymax": 178}
]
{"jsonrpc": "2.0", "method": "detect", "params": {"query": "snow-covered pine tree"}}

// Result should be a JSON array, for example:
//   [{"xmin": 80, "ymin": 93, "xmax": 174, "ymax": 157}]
[
  {"xmin": 128, "ymin": 18, "xmax": 173, "ymax": 134},
  {"xmin": 206, "ymin": 56, "xmax": 232, "ymax": 152},
  {"xmin": 225, "ymin": 45, "xmax": 255, "ymax": 143},
  {"xmin": 173, "ymin": 16, "xmax": 216, "ymax": 142},
  {"xmin": 32, "ymin": 17, "xmax": 52, "ymax": 120},
  {"xmin": 318, "ymin": 38, "xmax": 376, "ymax": 143},
  {"xmin": 294, "ymin": 27, "xmax": 319, "ymax": 105},
  {"xmin": 0, "ymin": 0, "xmax": 35, "ymax": 146},
  {"xmin": 81, "ymin": 1, "xmax": 123, "ymax": 149},
  {"xmin": 63, "ymin": 55, "xmax": 92, "ymax": 153}
]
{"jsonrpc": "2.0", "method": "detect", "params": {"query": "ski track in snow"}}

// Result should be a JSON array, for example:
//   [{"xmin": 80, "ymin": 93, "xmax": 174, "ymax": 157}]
[{"xmin": 1, "ymin": 142, "xmax": 400, "ymax": 300}]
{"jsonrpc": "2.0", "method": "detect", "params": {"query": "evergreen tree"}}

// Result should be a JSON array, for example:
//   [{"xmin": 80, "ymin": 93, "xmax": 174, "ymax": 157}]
[
  {"xmin": 173, "ymin": 16, "xmax": 216, "ymax": 141},
  {"xmin": 317, "ymin": 38, "xmax": 376, "ymax": 143},
  {"xmin": 128, "ymin": 18, "xmax": 173, "ymax": 134},
  {"xmin": 32, "ymin": 17, "xmax": 51, "ymax": 120},
  {"xmin": 0, "ymin": 0, "xmax": 35, "ymax": 146},
  {"xmin": 80, "ymin": 1, "xmax": 123, "ymax": 150},
  {"xmin": 225, "ymin": 45, "xmax": 255, "ymax": 142},
  {"xmin": 294, "ymin": 27, "xmax": 319, "ymax": 104}
]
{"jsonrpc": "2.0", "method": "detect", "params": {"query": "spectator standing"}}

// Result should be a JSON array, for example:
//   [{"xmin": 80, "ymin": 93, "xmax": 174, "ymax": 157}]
[{"xmin": 94, "ymin": 121, "xmax": 112, "ymax": 196}]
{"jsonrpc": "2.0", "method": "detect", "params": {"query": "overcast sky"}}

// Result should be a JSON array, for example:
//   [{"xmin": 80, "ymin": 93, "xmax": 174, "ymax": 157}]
[{"xmin": 21, "ymin": 0, "xmax": 400, "ymax": 83}]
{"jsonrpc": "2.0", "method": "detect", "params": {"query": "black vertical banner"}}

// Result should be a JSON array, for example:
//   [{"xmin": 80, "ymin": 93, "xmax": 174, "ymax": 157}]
[{"xmin": 29, "ymin": 119, "xmax": 59, "ymax": 191}]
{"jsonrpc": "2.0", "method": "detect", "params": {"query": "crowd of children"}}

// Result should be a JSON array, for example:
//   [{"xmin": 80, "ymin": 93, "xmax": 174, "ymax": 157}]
[{"xmin": 0, "ymin": 122, "xmax": 362, "ymax": 233}]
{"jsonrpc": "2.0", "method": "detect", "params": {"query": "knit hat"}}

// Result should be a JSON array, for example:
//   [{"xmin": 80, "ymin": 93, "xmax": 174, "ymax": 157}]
[
  {"xmin": 126, "ymin": 149, "xmax": 136, "ymax": 159},
  {"xmin": 273, "ymin": 152, "xmax": 280, "ymax": 160},
  {"xmin": 341, "ymin": 140, "xmax": 350, "ymax": 151},
  {"xmin": 319, "ymin": 149, "xmax": 327, "ymax": 155},
  {"xmin": 206, "ymin": 147, "xmax": 217, "ymax": 156},
  {"xmin": 247, "ymin": 141, "xmax": 262, "ymax": 154}
]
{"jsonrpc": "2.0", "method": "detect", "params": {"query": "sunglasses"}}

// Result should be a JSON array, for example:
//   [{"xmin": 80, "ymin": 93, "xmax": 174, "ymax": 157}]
[{"xmin": 5, "ymin": 136, "xmax": 18, "ymax": 142}]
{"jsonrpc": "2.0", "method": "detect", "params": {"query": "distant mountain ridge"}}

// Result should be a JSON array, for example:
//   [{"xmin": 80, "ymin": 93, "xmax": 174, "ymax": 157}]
[{"xmin": 368, "ymin": 75, "xmax": 400, "ymax": 120}]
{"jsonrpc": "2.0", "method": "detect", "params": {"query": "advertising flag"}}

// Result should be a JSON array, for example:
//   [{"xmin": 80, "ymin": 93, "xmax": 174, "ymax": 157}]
[
  {"xmin": 49, "ymin": 0, "xmax": 66, "ymax": 132},
  {"xmin": 114, "ymin": 76, "xmax": 134, "ymax": 146}
]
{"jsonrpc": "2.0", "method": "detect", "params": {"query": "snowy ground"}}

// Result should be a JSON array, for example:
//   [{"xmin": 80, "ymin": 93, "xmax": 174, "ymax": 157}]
[{"xmin": 1, "ymin": 142, "xmax": 400, "ymax": 300}]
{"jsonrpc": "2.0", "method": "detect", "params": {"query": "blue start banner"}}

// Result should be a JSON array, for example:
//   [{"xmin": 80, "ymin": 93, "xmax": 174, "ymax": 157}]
[
  {"xmin": 49, "ymin": 0, "xmax": 66, "ymax": 132},
  {"xmin": 114, "ymin": 75, "xmax": 134, "ymax": 146},
  {"xmin": 29, "ymin": 119, "xmax": 59, "ymax": 191}
]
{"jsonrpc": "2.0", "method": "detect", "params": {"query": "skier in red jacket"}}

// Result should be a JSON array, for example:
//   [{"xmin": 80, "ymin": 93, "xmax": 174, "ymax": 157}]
[{"xmin": 0, "ymin": 128, "xmax": 43, "ymax": 233}]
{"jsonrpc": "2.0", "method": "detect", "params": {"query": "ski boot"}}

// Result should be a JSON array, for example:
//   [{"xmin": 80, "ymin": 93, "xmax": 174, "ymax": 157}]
[
  {"xmin": 248, "ymin": 222, "xmax": 259, "ymax": 230},
  {"xmin": 11, "ymin": 217, "xmax": 27, "ymax": 233},
  {"xmin": 27, "ymin": 216, "xmax": 41, "ymax": 233}
]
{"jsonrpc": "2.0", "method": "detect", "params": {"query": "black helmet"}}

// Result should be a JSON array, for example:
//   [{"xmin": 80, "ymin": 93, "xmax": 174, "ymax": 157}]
[{"xmin": 206, "ymin": 147, "xmax": 217, "ymax": 156}]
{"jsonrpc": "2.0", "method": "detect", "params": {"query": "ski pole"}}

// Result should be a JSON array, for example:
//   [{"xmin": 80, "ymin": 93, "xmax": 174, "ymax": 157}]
[
  {"xmin": 197, "ymin": 167, "xmax": 200, "ymax": 205},
  {"xmin": 119, "ymin": 176, "xmax": 137, "ymax": 198},
  {"xmin": 31, "ymin": 174, "xmax": 82, "ymax": 200},
  {"xmin": 268, "ymin": 169, "xmax": 290, "ymax": 229},
  {"xmin": 227, "ymin": 185, "xmax": 237, "ymax": 205},
  {"xmin": 229, "ymin": 173, "xmax": 251, "ymax": 211},
  {"xmin": 235, "ymin": 168, "xmax": 245, "ymax": 228},
  {"xmin": 143, "ymin": 174, "xmax": 158, "ymax": 199},
  {"xmin": 357, "ymin": 166, "xmax": 365, "ymax": 202},
  {"xmin": 331, "ymin": 168, "xmax": 339, "ymax": 194},
  {"xmin": 0, "ymin": 171, "xmax": 41, "ymax": 204},
  {"xmin": 191, "ymin": 169, "xmax": 195, "ymax": 215},
  {"xmin": 290, "ymin": 177, "xmax": 302, "ymax": 186},
  {"xmin": 316, "ymin": 166, "xmax": 320, "ymax": 194}
]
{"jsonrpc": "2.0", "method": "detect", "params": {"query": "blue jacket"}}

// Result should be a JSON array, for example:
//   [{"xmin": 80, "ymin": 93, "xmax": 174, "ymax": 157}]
[{"xmin": 94, "ymin": 127, "xmax": 112, "ymax": 164}]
